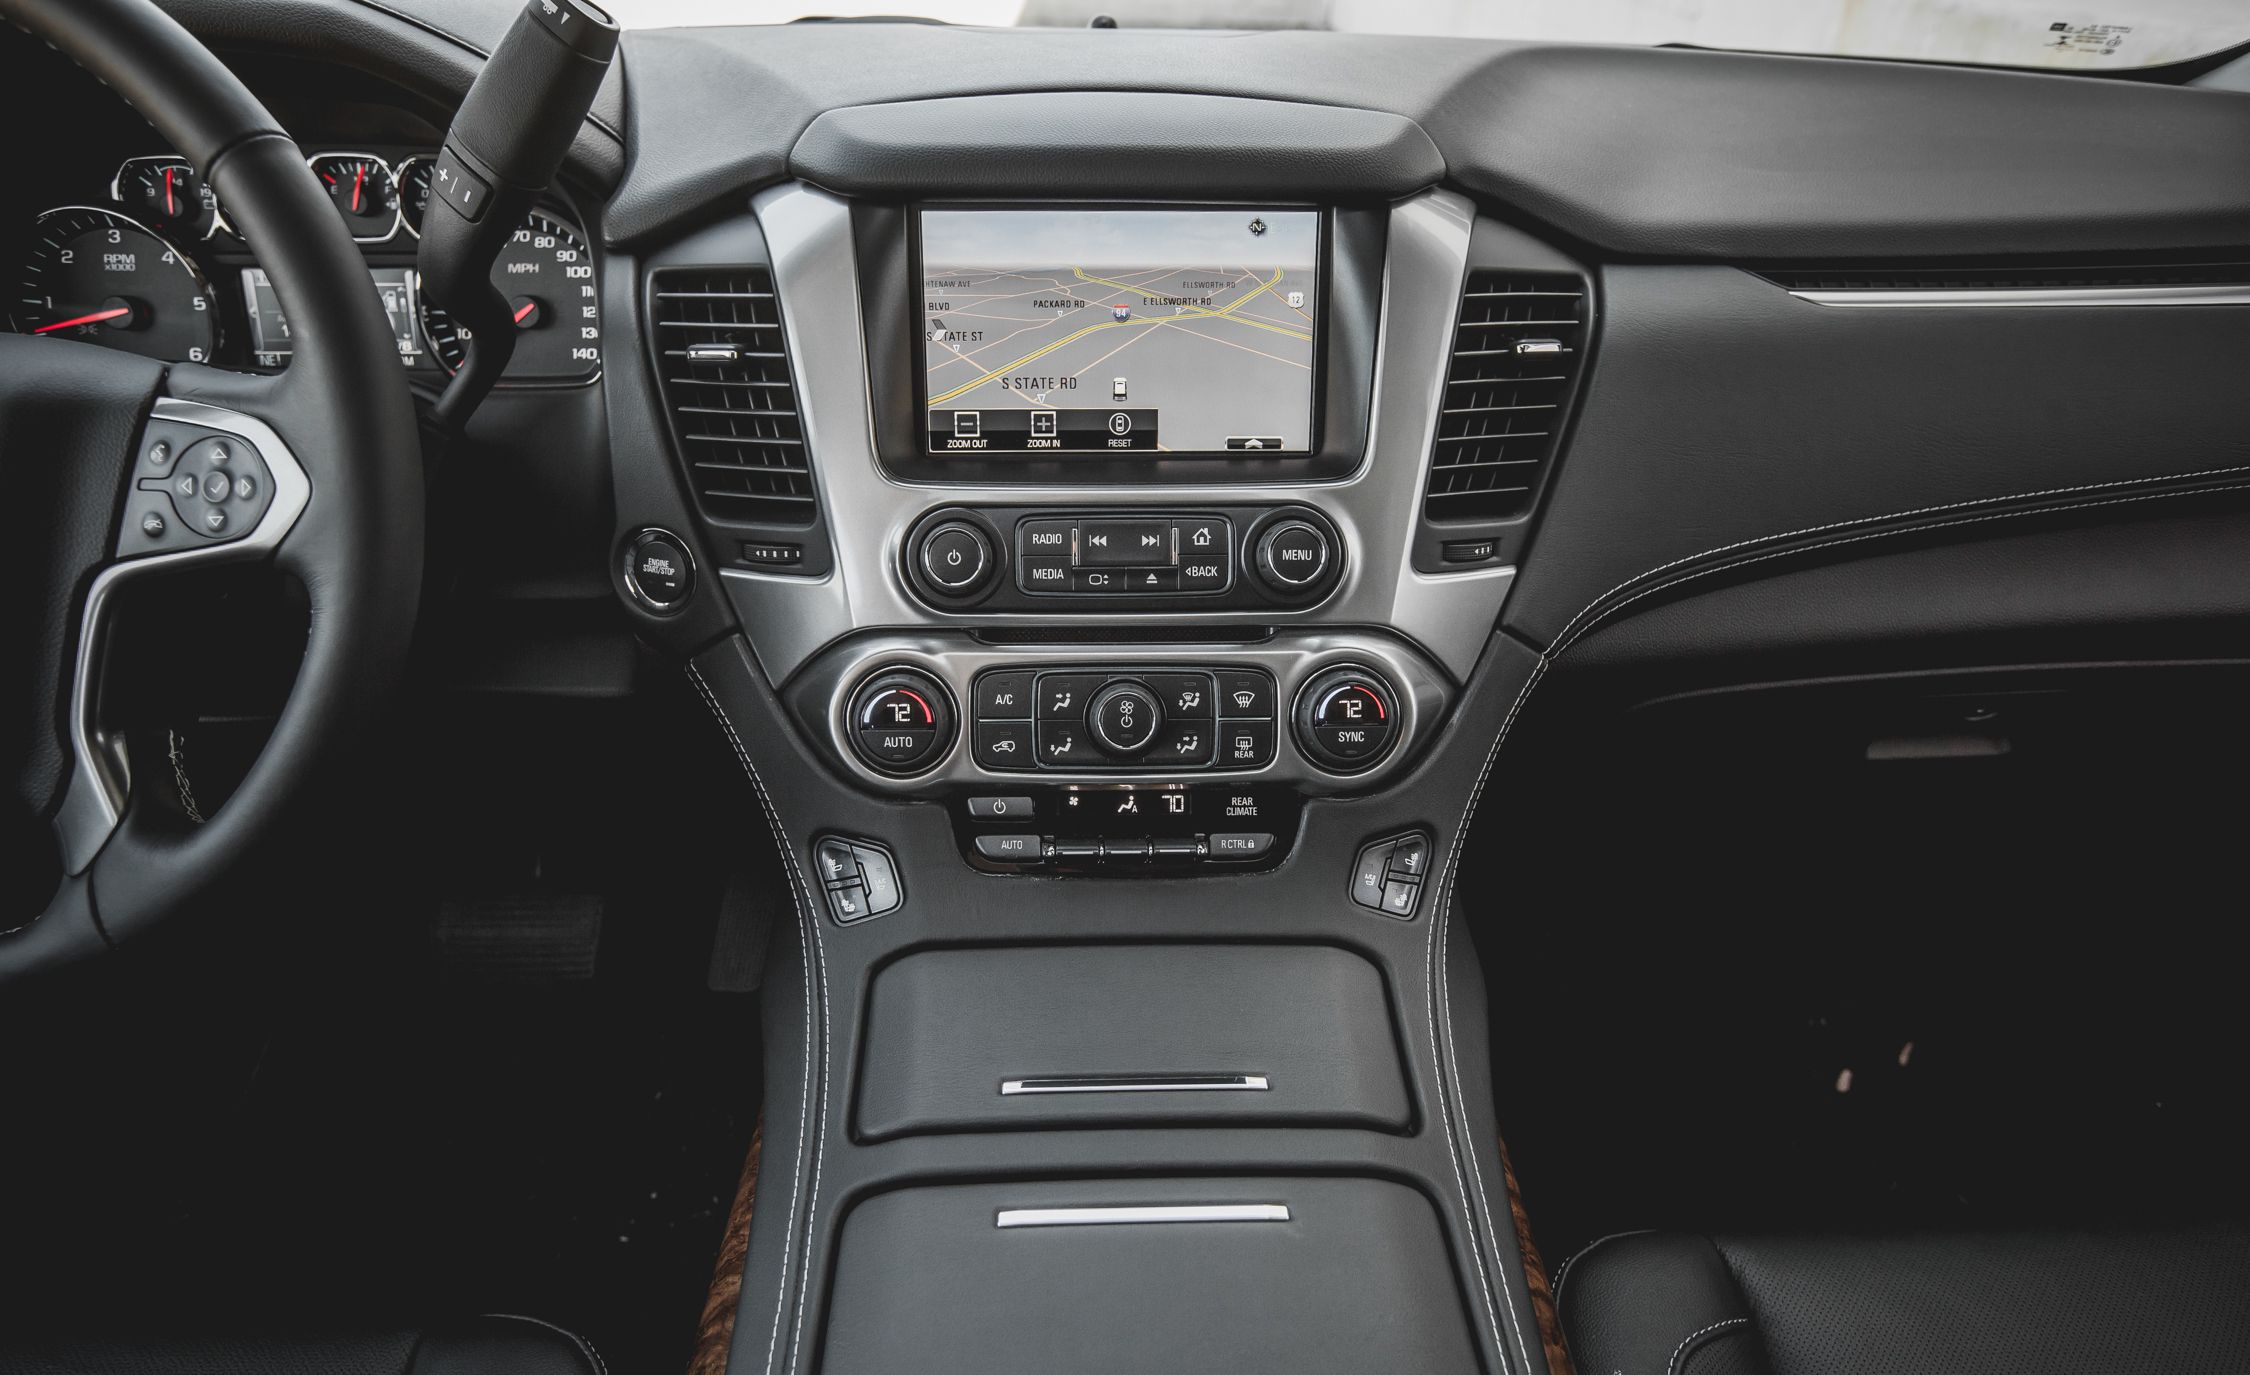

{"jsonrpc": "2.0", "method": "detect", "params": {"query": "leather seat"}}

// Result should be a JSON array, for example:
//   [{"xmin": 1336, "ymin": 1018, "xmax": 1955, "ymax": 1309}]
[
  {"xmin": 1555, "ymin": 1226, "xmax": 2250, "ymax": 1375},
  {"xmin": 0, "ymin": 1315, "xmax": 602, "ymax": 1375}
]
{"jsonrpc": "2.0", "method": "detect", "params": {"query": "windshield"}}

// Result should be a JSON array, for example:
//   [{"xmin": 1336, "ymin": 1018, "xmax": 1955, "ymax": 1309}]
[{"xmin": 603, "ymin": 0, "xmax": 2248, "ymax": 72}]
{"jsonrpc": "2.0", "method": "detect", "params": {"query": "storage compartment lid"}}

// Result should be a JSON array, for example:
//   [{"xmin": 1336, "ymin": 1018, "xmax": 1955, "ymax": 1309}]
[
  {"xmin": 819, "ymin": 1175, "xmax": 1480, "ymax": 1375},
  {"xmin": 854, "ymin": 943, "xmax": 1411, "ymax": 1140}
]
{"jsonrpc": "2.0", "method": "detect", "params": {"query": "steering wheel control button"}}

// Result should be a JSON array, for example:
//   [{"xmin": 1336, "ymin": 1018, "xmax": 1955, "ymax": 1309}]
[
  {"xmin": 848, "ymin": 669, "xmax": 954, "ymax": 775},
  {"xmin": 1089, "ymin": 681, "xmax": 1164, "ymax": 755},
  {"xmin": 125, "ymin": 426, "xmax": 278, "ymax": 558},
  {"xmin": 1352, "ymin": 831, "xmax": 1431, "ymax": 918},
  {"xmin": 1208, "ymin": 832, "xmax": 1276, "ymax": 861},
  {"xmin": 1295, "ymin": 667, "xmax": 1402, "ymax": 773},
  {"xmin": 967, "ymin": 795, "xmax": 1036, "ymax": 820},
  {"xmin": 918, "ymin": 520, "xmax": 995, "ymax": 594},
  {"xmin": 623, "ymin": 529, "xmax": 695, "ymax": 612},
  {"xmin": 975, "ymin": 833, "xmax": 1045, "ymax": 863}
]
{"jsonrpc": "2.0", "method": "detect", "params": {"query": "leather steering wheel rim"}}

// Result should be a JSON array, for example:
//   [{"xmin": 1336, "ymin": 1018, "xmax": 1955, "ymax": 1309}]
[{"xmin": 0, "ymin": 0, "xmax": 422, "ymax": 978}]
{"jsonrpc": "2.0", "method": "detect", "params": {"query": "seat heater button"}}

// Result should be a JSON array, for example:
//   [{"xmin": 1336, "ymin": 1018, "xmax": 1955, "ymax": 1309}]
[
  {"xmin": 1380, "ymin": 879, "xmax": 1420, "ymax": 919},
  {"xmin": 1387, "ymin": 835, "xmax": 1431, "ymax": 879},
  {"xmin": 975, "ymin": 833, "xmax": 1044, "ymax": 862},
  {"xmin": 967, "ymin": 795, "xmax": 1036, "ymax": 820},
  {"xmin": 1208, "ymin": 832, "xmax": 1275, "ymax": 860},
  {"xmin": 828, "ymin": 883, "xmax": 872, "ymax": 923},
  {"xmin": 815, "ymin": 839, "xmax": 861, "ymax": 888}
]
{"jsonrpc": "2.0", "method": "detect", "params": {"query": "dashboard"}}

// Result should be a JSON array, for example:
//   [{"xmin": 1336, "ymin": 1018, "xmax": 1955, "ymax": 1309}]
[{"xmin": 5, "ymin": 140, "xmax": 600, "ymax": 385}]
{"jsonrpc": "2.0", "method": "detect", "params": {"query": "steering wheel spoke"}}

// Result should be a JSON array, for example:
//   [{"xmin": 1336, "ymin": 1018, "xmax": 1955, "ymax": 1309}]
[{"xmin": 50, "ymin": 393, "xmax": 311, "ymax": 878}]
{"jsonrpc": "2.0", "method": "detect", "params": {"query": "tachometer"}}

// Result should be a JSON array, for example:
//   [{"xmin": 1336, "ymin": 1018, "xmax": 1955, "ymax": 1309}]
[
  {"xmin": 308, "ymin": 152, "xmax": 400, "ymax": 242},
  {"xmin": 420, "ymin": 210, "xmax": 601, "ymax": 381},
  {"xmin": 9, "ymin": 206, "xmax": 218, "ymax": 363}
]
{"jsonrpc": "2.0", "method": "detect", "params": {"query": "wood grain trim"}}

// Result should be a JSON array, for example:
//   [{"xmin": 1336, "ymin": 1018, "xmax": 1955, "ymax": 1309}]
[
  {"xmin": 688, "ymin": 1117, "xmax": 763, "ymax": 1375},
  {"xmin": 1500, "ymin": 1135, "xmax": 1576, "ymax": 1375}
]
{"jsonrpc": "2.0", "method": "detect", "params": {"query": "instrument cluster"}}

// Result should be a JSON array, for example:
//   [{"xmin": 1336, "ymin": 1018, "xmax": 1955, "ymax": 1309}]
[{"xmin": 6, "ymin": 149, "xmax": 600, "ymax": 384}]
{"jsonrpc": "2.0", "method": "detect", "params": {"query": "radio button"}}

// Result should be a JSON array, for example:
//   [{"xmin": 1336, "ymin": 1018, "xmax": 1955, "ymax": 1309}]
[{"xmin": 1019, "ymin": 519, "xmax": 1074, "ymax": 556}]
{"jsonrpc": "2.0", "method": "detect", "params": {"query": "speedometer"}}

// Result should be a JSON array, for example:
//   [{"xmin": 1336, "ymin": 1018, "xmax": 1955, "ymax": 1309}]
[
  {"xmin": 420, "ymin": 210, "xmax": 601, "ymax": 381},
  {"xmin": 9, "ymin": 206, "xmax": 218, "ymax": 363}
]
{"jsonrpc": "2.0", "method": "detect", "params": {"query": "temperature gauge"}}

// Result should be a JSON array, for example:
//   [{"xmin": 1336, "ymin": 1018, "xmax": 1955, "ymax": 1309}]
[
  {"xmin": 396, "ymin": 155, "xmax": 434, "ymax": 238},
  {"xmin": 307, "ymin": 152, "xmax": 400, "ymax": 242}
]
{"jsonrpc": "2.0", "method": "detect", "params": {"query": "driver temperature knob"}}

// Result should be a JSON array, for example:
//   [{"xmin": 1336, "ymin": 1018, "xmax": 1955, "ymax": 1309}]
[
  {"xmin": 847, "ymin": 668, "xmax": 955, "ymax": 775},
  {"xmin": 1087, "ymin": 680, "xmax": 1164, "ymax": 757}
]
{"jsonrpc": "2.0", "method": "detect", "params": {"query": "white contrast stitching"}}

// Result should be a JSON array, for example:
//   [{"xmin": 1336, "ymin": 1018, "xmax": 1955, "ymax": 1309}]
[
  {"xmin": 1667, "ymin": 1317, "xmax": 1749, "ymax": 1375},
  {"xmin": 1431, "ymin": 478, "xmax": 2250, "ymax": 1375},
  {"xmin": 483, "ymin": 1313, "xmax": 609, "ymax": 1375},
  {"xmin": 167, "ymin": 729, "xmax": 204, "ymax": 824},
  {"xmin": 1551, "ymin": 1230, "xmax": 1653, "ymax": 1311},
  {"xmin": 1545, "ymin": 462, "xmax": 2250, "ymax": 653},
  {"xmin": 686, "ymin": 662, "xmax": 827, "ymax": 1375},
  {"xmin": 1553, "ymin": 481, "xmax": 2250, "ymax": 660},
  {"xmin": 1428, "ymin": 653, "xmax": 1548, "ymax": 1374}
]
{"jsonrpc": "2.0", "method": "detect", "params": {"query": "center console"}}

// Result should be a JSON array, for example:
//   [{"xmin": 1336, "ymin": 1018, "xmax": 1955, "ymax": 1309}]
[{"xmin": 606, "ymin": 109, "xmax": 1585, "ymax": 1375}]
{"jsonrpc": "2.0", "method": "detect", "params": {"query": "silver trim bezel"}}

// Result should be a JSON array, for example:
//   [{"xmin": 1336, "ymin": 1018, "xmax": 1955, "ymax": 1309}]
[
  {"xmin": 802, "ymin": 632, "xmax": 1446, "ymax": 795},
  {"xmin": 995, "ymin": 1204, "xmax": 1290, "ymax": 1228},
  {"xmin": 1790, "ymin": 284, "xmax": 2250, "ymax": 309},
  {"xmin": 1000, "ymin": 1075, "xmax": 1270, "ymax": 1095},
  {"xmin": 305, "ymin": 151, "xmax": 404, "ymax": 244},
  {"xmin": 52, "ymin": 398, "xmax": 311, "ymax": 874},
  {"xmin": 720, "ymin": 184, "xmax": 1515, "ymax": 685}
]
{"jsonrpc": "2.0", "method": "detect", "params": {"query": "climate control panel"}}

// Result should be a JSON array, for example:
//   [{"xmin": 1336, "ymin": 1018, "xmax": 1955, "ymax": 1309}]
[{"xmin": 972, "ymin": 666, "xmax": 1279, "ymax": 773}]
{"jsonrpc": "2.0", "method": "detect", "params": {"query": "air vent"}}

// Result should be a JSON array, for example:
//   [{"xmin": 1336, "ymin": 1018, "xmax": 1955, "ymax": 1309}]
[
  {"xmin": 1423, "ymin": 272, "xmax": 1587, "ymax": 524},
  {"xmin": 651, "ymin": 269, "xmax": 815, "ymax": 526}
]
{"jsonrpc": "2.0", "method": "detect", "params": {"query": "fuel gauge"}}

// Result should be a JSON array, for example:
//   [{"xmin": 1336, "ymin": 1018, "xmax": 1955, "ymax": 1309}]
[
  {"xmin": 111, "ymin": 156, "xmax": 217, "ymax": 238},
  {"xmin": 307, "ymin": 152, "xmax": 400, "ymax": 242}
]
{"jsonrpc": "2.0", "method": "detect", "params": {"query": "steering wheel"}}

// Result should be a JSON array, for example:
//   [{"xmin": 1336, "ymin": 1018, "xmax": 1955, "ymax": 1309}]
[{"xmin": 1, "ymin": 0, "xmax": 422, "ymax": 979}]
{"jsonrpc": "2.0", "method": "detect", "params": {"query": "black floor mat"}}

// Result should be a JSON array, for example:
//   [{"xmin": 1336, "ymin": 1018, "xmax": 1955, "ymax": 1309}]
[{"xmin": 0, "ymin": 676, "xmax": 768, "ymax": 1373}]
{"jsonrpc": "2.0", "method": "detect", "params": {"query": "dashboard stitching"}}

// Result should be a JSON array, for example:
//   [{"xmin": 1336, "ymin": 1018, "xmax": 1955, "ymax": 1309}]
[
  {"xmin": 1429, "ymin": 651, "xmax": 1549, "ymax": 1375},
  {"xmin": 1439, "ymin": 838, "xmax": 1540, "ymax": 1375},
  {"xmin": 686, "ymin": 662, "xmax": 825, "ymax": 1375},
  {"xmin": 1545, "ymin": 462, "xmax": 2250, "ymax": 653},
  {"xmin": 1555, "ymin": 479, "xmax": 2250, "ymax": 659}
]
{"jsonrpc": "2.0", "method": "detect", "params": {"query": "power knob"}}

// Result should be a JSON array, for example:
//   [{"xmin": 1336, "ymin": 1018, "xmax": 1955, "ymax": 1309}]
[{"xmin": 917, "ymin": 520, "xmax": 995, "ymax": 596}]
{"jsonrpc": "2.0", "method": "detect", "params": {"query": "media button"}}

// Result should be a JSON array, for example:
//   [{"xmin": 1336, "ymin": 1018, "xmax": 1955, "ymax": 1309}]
[{"xmin": 1018, "ymin": 557, "xmax": 1070, "ymax": 591}]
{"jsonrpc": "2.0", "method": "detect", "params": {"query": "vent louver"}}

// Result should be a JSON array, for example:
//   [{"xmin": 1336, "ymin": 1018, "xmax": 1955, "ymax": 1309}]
[
  {"xmin": 652, "ymin": 269, "xmax": 814, "ymax": 526},
  {"xmin": 1423, "ymin": 272, "xmax": 1586, "ymax": 524}
]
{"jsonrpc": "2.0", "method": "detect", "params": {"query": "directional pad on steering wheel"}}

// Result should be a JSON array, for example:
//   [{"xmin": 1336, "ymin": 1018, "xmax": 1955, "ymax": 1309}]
[{"xmin": 116, "ymin": 417, "xmax": 277, "ymax": 556}]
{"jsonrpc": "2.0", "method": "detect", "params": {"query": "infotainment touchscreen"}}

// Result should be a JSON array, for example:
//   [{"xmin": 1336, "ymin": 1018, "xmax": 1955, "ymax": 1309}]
[{"xmin": 920, "ymin": 208, "xmax": 1319, "ymax": 456}]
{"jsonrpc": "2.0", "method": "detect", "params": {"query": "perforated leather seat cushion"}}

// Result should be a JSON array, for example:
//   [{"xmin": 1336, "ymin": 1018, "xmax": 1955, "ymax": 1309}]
[{"xmin": 1555, "ymin": 1226, "xmax": 2250, "ymax": 1375}]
